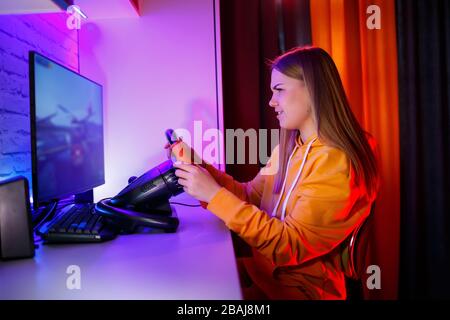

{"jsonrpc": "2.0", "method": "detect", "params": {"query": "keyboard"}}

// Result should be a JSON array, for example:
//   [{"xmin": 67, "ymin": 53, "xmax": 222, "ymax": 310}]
[{"xmin": 37, "ymin": 203, "xmax": 118, "ymax": 243}]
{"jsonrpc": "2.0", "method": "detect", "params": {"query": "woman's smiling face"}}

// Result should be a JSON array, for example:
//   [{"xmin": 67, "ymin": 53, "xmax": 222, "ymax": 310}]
[{"xmin": 269, "ymin": 68, "xmax": 314, "ymax": 131}]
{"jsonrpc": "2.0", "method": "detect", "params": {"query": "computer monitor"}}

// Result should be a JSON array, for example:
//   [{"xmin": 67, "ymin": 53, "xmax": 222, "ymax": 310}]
[{"xmin": 29, "ymin": 51, "xmax": 104, "ymax": 209}]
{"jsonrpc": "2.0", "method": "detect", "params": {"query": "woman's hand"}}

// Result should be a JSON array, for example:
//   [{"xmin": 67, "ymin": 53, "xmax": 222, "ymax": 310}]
[
  {"xmin": 173, "ymin": 162, "xmax": 221, "ymax": 203},
  {"xmin": 164, "ymin": 139, "xmax": 204, "ymax": 165}
]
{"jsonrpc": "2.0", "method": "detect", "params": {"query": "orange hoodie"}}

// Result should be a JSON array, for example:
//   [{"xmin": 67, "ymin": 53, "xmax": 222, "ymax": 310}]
[{"xmin": 201, "ymin": 133, "xmax": 376, "ymax": 299}]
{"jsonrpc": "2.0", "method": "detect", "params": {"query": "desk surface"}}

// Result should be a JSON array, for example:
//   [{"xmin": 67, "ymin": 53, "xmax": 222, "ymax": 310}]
[{"xmin": 0, "ymin": 194, "xmax": 243, "ymax": 299}]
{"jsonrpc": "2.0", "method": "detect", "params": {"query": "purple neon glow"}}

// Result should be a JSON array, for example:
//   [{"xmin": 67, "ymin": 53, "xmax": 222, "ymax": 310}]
[
  {"xmin": 78, "ymin": 0, "xmax": 222, "ymax": 201},
  {"xmin": 0, "ymin": 12, "xmax": 78, "ymax": 201},
  {"xmin": 0, "ymin": 0, "xmax": 222, "ymax": 201}
]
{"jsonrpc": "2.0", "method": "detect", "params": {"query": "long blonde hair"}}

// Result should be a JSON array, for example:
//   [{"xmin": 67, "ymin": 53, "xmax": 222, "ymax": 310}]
[{"xmin": 271, "ymin": 46, "xmax": 379, "ymax": 197}]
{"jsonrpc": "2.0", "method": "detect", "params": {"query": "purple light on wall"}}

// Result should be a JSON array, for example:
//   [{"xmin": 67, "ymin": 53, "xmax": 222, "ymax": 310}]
[
  {"xmin": 0, "ymin": 12, "xmax": 78, "ymax": 200},
  {"xmin": 78, "ymin": 0, "xmax": 223, "ymax": 201}
]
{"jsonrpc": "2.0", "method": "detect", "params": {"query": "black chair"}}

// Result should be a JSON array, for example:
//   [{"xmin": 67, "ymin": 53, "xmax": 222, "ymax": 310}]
[{"xmin": 341, "ymin": 204, "xmax": 376, "ymax": 300}]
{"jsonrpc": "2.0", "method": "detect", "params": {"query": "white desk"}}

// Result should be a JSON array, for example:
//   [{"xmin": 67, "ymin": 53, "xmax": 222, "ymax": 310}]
[{"xmin": 0, "ymin": 194, "xmax": 243, "ymax": 299}]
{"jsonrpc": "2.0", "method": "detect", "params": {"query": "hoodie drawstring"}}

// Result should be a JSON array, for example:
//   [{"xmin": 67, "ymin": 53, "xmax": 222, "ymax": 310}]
[{"xmin": 271, "ymin": 138, "xmax": 316, "ymax": 221}]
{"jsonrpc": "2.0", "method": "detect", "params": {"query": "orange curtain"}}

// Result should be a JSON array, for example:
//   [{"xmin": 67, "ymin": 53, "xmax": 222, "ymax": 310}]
[{"xmin": 310, "ymin": 0, "xmax": 400, "ymax": 299}]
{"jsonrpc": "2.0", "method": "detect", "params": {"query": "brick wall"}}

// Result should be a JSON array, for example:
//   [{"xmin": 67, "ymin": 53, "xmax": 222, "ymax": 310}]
[{"xmin": 0, "ymin": 12, "xmax": 78, "ymax": 195}]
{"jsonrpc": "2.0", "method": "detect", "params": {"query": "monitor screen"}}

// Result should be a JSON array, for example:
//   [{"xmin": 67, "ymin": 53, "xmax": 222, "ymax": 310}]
[{"xmin": 29, "ymin": 52, "xmax": 104, "ymax": 208}]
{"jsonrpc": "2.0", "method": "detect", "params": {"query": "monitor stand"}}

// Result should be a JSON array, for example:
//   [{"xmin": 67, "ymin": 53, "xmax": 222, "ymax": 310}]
[{"xmin": 74, "ymin": 189, "xmax": 94, "ymax": 204}]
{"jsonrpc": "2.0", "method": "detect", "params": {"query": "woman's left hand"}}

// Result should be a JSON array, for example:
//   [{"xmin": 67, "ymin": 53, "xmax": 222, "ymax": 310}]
[{"xmin": 173, "ymin": 162, "xmax": 222, "ymax": 203}]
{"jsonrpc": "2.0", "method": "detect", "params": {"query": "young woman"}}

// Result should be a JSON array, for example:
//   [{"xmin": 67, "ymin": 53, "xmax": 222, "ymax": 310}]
[{"xmin": 170, "ymin": 46, "xmax": 379, "ymax": 300}]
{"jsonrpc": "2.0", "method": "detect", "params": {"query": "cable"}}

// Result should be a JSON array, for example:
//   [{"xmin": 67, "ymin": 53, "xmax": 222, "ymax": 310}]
[
  {"xmin": 169, "ymin": 201, "xmax": 202, "ymax": 207},
  {"xmin": 33, "ymin": 200, "xmax": 59, "ymax": 232}
]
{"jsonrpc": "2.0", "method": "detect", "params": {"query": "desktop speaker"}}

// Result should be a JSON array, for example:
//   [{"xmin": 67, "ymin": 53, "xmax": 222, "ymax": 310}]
[{"xmin": 0, "ymin": 176, "xmax": 35, "ymax": 260}]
